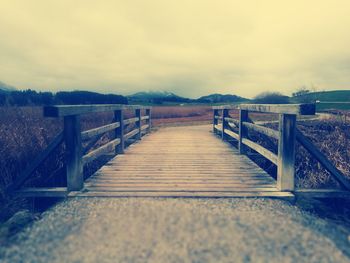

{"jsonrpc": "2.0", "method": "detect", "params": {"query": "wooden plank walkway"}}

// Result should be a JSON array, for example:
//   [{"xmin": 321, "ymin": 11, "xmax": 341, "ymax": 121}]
[{"xmin": 74, "ymin": 125, "xmax": 293, "ymax": 198}]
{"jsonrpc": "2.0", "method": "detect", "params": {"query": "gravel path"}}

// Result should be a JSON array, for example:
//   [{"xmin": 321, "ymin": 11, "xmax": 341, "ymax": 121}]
[{"xmin": 1, "ymin": 198, "xmax": 349, "ymax": 263}]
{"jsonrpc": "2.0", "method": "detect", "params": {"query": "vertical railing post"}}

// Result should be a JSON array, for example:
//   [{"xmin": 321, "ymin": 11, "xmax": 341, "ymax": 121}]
[
  {"xmin": 135, "ymin": 108, "xmax": 141, "ymax": 140},
  {"xmin": 277, "ymin": 113, "xmax": 296, "ymax": 191},
  {"xmin": 238, "ymin": 109, "xmax": 248, "ymax": 154},
  {"xmin": 64, "ymin": 115, "xmax": 83, "ymax": 191},
  {"xmin": 146, "ymin": 108, "xmax": 151, "ymax": 133},
  {"xmin": 213, "ymin": 109, "xmax": 218, "ymax": 134},
  {"xmin": 115, "ymin": 109, "xmax": 125, "ymax": 154},
  {"xmin": 222, "ymin": 109, "xmax": 228, "ymax": 140}
]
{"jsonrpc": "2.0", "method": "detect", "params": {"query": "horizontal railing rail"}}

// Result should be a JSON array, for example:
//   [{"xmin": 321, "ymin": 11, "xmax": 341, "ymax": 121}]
[
  {"xmin": 213, "ymin": 103, "xmax": 350, "ymax": 195},
  {"xmin": 10, "ymin": 104, "xmax": 152, "ymax": 194}
]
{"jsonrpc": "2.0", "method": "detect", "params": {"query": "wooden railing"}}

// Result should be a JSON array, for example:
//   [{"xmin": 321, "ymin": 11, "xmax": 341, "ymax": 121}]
[
  {"xmin": 213, "ymin": 103, "xmax": 350, "ymax": 196},
  {"xmin": 9, "ymin": 104, "xmax": 151, "ymax": 196}
]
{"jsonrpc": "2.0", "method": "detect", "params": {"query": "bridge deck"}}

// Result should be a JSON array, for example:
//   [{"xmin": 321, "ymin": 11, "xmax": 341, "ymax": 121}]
[{"xmin": 75, "ymin": 125, "xmax": 293, "ymax": 198}]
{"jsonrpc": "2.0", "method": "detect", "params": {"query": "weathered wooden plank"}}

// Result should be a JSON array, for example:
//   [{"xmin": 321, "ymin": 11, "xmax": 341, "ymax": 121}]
[
  {"xmin": 69, "ymin": 191, "xmax": 294, "ymax": 199},
  {"xmin": 114, "ymin": 109, "xmax": 124, "ymax": 154},
  {"xmin": 296, "ymin": 129, "xmax": 350, "ymax": 190},
  {"xmin": 146, "ymin": 108, "xmax": 151, "ymax": 133},
  {"xmin": 242, "ymin": 122, "xmax": 279, "ymax": 140},
  {"xmin": 222, "ymin": 109, "xmax": 228, "ymax": 140},
  {"xmin": 238, "ymin": 104, "xmax": 315, "ymax": 115},
  {"xmin": 277, "ymin": 114, "xmax": 296, "ymax": 191},
  {"xmin": 224, "ymin": 117, "xmax": 239, "ymax": 126},
  {"xmin": 88, "ymin": 182, "xmax": 276, "ymax": 188},
  {"xmin": 141, "ymin": 124, "xmax": 149, "ymax": 131},
  {"xmin": 227, "ymin": 121, "xmax": 238, "ymax": 130},
  {"xmin": 7, "ymin": 132, "xmax": 64, "ymax": 192},
  {"xmin": 124, "ymin": 117, "xmax": 138, "ymax": 125},
  {"xmin": 242, "ymin": 138, "xmax": 278, "ymax": 164},
  {"xmin": 239, "ymin": 109, "xmax": 248, "ymax": 154},
  {"xmin": 44, "ymin": 105, "xmax": 151, "ymax": 117},
  {"xmin": 81, "ymin": 122, "xmax": 120, "ymax": 140},
  {"xmin": 82, "ymin": 125, "xmax": 286, "ymax": 198},
  {"xmin": 224, "ymin": 129, "xmax": 239, "ymax": 140},
  {"xmin": 14, "ymin": 187, "xmax": 68, "ymax": 197},
  {"xmin": 83, "ymin": 133, "xmax": 104, "ymax": 154},
  {"xmin": 124, "ymin": 129, "xmax": 139, "ymax": 140},
  {"xmin": 64, "ymin": 115, "xmax": 83, "ymax": 191},
  {"xmin": 85, "ymin": 185, "xmax": 278, "ymax": 192},
  {"xmin": 135, "ymin": 109, "xmax": 142, "ymax": 140},
  {"xmin": 95, "ymin": 173, "xmax": 272, "ymax": 178},
  {"xmin": 213, "ymin": 109, "xmax": 219, "ymax": 134},
  {"xmin": 141, "ymin": 115, "xmax": 150, "ymax": 120},
  {"xmin": 88, "ymin": 178, "xmax": 275, "ymax": 183},
  {"xmin": 82, "ymin": 138, "xmax": 120, "ymax": 165},
  {"xmin": 214, "ymin": 124, "xmax": 222, "ymax": 133}
]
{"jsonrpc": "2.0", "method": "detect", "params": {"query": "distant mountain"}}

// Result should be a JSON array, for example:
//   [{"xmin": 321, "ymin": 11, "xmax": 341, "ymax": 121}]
[
  {"xmin": 197, "ymin": 93, "xmax": 249, "ymax": 103},
  {"xmin": 0, "ymin": 81, "xmax": 16, "ymax": 92},
  {"xmin": 128, "ymin": 91, "xmax": 191, "ymax": 104},
  {"xmin": 129, "ymin": 91, "xmax": 175, "ymax": 99}
]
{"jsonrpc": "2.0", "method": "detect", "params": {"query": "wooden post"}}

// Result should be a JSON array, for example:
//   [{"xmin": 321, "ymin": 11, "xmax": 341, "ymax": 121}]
[
  {"xmin": 64, "ymin": 115, "xmax": 83, "ymax": 191},
  {"xmin": 146, "ymin": 108, "xmax": 151, "ymax": 133},
  {"xmin": 135, "ymin": 109, "xmax": 141, "ymax": 140},
  {"xmin": 238, "ymin": 109, "xmax": 248, "ymax": 154},
  {"xmin": 277, "ymin": 113, "xmax": 296, "ymax": 191},
  {"xmin": 222, "ymin": 109, "xmax": 228, "ymax": 140},
  {"xmin": 114, "ymin": 109, "xmax": 124, "ymax": 154},
  {"xmin": 213, "ymin": 109, "xmax": 218, "ymax": 134}
]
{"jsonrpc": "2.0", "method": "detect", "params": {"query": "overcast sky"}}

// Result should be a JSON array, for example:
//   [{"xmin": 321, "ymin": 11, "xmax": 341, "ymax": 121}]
[{"xmin": 0, "ymin": 0, "xmax": 349, "ymax": 98}]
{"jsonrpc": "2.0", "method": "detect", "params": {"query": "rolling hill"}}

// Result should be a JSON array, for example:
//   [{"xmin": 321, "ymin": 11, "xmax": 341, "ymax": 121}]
[
  {"xmin": 197, "ymin": 93, "xmax": 249, "ymax": 103},
  {"xmin": 0, "ymin": 81, "xmax": 16, "ymax": 92},
  {"xmin": 291, "ymin": 90, "xmax": 350, "ymax": 110},
  {"xmin": 128, "ymin": 91, "xmax": 249, "ymax": 105},
  {"xmin": 128, "ymin": 91, "xmax": 192, "ymax": 104}
]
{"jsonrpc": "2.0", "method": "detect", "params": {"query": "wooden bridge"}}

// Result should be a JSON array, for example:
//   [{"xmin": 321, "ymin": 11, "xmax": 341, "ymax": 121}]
[{"xmin": 8, "ymin": 103, "xmax": 350, "ymax": 199}]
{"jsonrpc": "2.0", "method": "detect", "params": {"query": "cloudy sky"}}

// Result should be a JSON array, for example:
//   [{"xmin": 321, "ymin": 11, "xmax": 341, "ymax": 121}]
[{"xmin": 0, "ymin": 0, "xmax": 349, "ymax": 98}]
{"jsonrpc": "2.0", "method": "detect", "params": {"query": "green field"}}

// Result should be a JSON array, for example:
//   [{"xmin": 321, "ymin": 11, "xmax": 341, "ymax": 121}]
[{"xmin": 290, "ymin": 90, "xmax": 350, "ymax": 111}]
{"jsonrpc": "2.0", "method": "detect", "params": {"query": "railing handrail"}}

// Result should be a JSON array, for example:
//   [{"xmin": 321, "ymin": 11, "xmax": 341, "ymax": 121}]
[
  {"xmin": 213, "ymin": 104, "xmax": 311, "ymax": 191},
  {"xmin": 213, "ymin": 103, "xmax": 350, "ymax": 192},
  {"xmin": 213, "ymin": 103, "xmax": 315, "ymax": 115},
  {"xmin": 9, "ymin": 104, "xmax": 152, "ymax": 193},
  {"xmin": 44, "ymin": 104, "xmax": 151, "ymax": 117}
]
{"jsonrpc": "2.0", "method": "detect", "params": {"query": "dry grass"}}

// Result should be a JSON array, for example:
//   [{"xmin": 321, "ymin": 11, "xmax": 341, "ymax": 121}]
[
  {"xmin": 296, "ymin": 120, "xmax": 350, "ymax": 188},
  {"xmin": 241, "ymin": 117, "xmax": 350, "ymax": 189}
]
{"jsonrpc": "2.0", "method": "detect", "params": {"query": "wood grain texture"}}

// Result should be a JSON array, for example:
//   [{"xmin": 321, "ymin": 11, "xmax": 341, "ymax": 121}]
[
  {"xmin": 242, "ymin": 122, "xmax": 279, "ymax": 140},
  {"xmin": 242, "ymin": 138, "xmax": 278, "ymax": 165},
  {"xmin": 44, "ymin": 104, "xmax": 151, "ymax": 117},
  {"xmin": 239, "ymin": 109, "xmax": 248, "ymax": 154},
  {"xmin": 277, "ymin": 114, "xmax": 296, "ymax": 191},
  {"xmin": 64, "ymin": 115, "xmax": 83, "ymax": 191},
  {"xmin": 81, "ymin": 121, "xmax": 120, "ymax": 140},
  {"xmin": 114, "ymin": 109, "xmax": 124, "ymax": 154},
  {"xmin": 82, "ymin": 138, "xmax": 120, "ymax": 165},
  {"xmin": 238, "ymin": 104, "xmax": 315, "ymax": 115},
  {"xmin": 79, "ymin": 125, "xmax": 290, "ymax": 198}
]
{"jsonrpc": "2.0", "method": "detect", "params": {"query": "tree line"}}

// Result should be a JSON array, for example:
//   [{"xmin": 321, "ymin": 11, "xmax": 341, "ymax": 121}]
[{"xmin": 0, "ymin": 90, "xmax": 128, "ymax": 106}]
